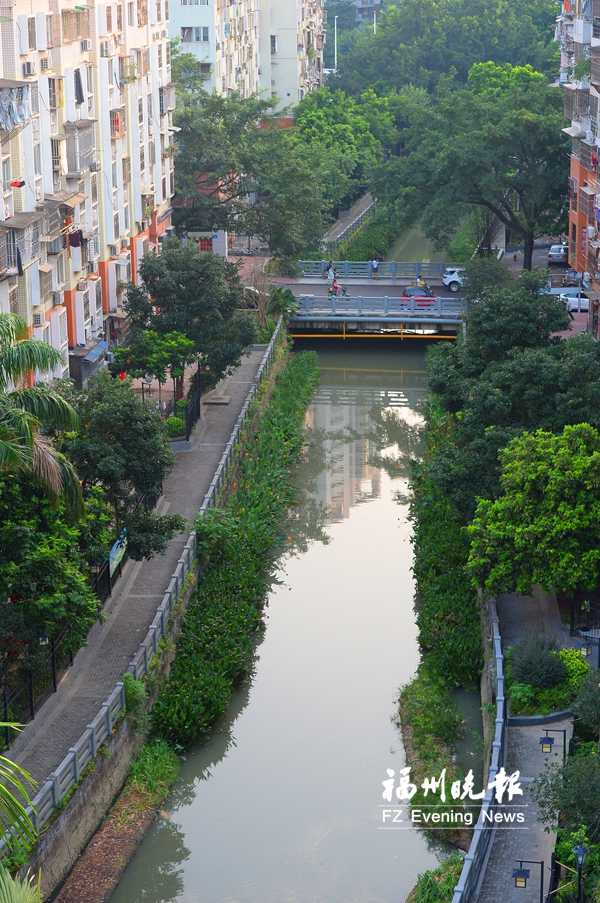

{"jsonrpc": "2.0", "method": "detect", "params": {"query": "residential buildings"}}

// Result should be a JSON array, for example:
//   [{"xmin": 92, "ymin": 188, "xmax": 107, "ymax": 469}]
[
  {"xmin": 170, "ymin": 0, "xmax": 325, "ymax": 110},
  {"xmin": 0, "ymin": 0, "xmax": 175, "ymax": 387},
  {"xmin": 557, "ymin": 0, "xmax": 600, "ymax": 335}
]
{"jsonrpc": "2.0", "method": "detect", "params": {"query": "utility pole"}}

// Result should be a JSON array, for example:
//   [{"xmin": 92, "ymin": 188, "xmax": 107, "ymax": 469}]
[
  {"xmin": 334, "ymin": 15, "xmax": 338, "ymax": 69},
  {"xmin": 374, "ymin": 11, "xmax": 377, "ymax": 33}
]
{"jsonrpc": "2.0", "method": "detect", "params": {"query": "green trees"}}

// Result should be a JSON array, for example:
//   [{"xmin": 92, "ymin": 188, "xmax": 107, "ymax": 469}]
[
  {"xmin": 334, "ymin": 0, "xmax": 560, "ymax": 95},
  {"xmin": 124, "ymin": 241, "xmax": 256, "ymax": 385},
  {"xmin": 61, "ymin": 372, "xmax": 185, "ymax": 561},
  {"xmin": 468, "ymin": 425, "xmax": 600, "ymax": 596},
  {"xmin": 0, "ymin": 314, "xmax": 80, "ymax": 512},
  {"xmin": 370, "ymin": 66, "xmax": 569, "ymax": 269}
]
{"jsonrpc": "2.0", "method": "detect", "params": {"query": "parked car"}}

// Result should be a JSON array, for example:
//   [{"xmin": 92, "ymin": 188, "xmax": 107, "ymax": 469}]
[
  {"xmin": 442, "ymin": 267, "xmax": 465, "ymax": 293},
  {"xmin": 547, "ymin": 244, "xmax": 569, "ymax": 265},
  {"xmin": 402, "ymin": 285, "xmax": 441, "ymax": 305},
  {"xmin": 562, "ymin": 268, "xmax": 583, "ymax": 286}
]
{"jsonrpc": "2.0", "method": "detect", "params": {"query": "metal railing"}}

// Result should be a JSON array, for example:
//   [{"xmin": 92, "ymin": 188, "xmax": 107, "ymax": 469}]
[
  {"xmin": 298, "ymin": 260, "xmax": 459, "ymax": 280},
  {"xmin": 325, "ymin": 201, "xmax": 375, "ymax": 255},
  {"xmin": 451, "ymin": 598, "xmax": 506, "ymax": 903},
  {"xmin": 16, "ymin": 318, "xmax": 285, "ymax": 840},
  {"xmin": 294, "ymin": 294, "xmax": 465, "ymax": 321}
]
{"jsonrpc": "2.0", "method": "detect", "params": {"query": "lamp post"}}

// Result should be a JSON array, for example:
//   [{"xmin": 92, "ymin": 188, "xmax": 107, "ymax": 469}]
[
  {"xmin": 539, "ymin": 728, "xmax": 567, "ymax": 763},
  {"xmin": 573, "ymin": 844, "xmax": 588, "ymax": 903},
  {"xmin": 334, "ymin": 15, "xmax": 338, "ymax": 70},
  {"xmin": 512, "ymin": 859, "xmax": 545, "ymax": 903}
]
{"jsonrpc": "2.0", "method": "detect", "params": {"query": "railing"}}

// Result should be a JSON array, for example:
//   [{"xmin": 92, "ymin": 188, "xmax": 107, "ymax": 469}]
[
  {"xmin": 325, "ymin": 201, "xmax": 375, "ymax": 255},
  {"xmin": 16, "ymin": 317, "xmax": 285, "ymax": 840},
  {"xmin": 451, "ymin": 598, "xmax": 506, "ymax": 903},
  {"xmin": 298, "ymin": 260, "xmax": 459, "ymax": 280},
  {"xmin": 293, "ymin": 294, "xmax": 465, "ymax": 322}
]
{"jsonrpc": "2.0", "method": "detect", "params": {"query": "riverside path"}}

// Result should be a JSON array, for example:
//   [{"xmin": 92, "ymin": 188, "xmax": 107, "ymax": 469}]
[{"xmin": 7, "ymin": 345, "xmax": 268, "ymax": 787}]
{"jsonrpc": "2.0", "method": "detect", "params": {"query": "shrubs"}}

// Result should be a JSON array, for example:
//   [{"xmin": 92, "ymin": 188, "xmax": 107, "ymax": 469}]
[
  {"xmin": 165, "ymin": 416, "xmax": 186, "ymax": 438},
  {"xmin": 152, "ymin": 352, "xmax": 320, "ymax": 747},
  {"xmin": 507, "ymin": 644, "xmax": 589, "ymax": 716},
  {"xmin": 511, "ymin": 636, "xmax": 566, "ymax": 689},
  {"xmin": 408, "ymin": 853, "xmax": 466, "ymax": 903}
]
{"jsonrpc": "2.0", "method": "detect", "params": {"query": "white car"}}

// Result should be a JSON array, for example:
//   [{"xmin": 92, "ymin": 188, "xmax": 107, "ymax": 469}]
[{"xmin": 442, "ymin": 267, "xmax": 465, "ymax": 293}]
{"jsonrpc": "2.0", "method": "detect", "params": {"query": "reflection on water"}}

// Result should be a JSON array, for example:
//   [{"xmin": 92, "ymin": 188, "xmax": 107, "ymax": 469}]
[{"xmin": 109, "ymin": 341, "xmax": 453, "ymax": 903}]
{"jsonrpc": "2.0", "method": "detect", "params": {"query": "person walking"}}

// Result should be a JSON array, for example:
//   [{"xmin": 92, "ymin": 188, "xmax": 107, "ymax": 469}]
[{"xmin": 372, "ymin": 258, "xmax": 379, "ymax": 280}]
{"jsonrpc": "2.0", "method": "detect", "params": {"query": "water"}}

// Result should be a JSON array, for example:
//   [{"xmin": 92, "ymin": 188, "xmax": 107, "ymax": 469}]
[{"xmin": 109, "ymin": 341, "xmax": 456, "ymax": 903}]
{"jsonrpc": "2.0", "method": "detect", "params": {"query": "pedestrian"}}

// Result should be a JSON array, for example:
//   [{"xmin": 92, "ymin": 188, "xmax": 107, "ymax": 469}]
[
  {"xmin": 566, "ymin": 297, "xmax": 575, "ymax": 320},
  {"xmin": 327, "ymin": 264, "xmax": 335, "ymax": 282},
  {"xmin": 372, "ymin": 258, "xmax": 379, "ymax": 280}
]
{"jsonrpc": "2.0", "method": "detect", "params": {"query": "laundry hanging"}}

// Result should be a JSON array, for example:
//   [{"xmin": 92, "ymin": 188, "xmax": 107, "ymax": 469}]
[{"xmin": 74, "ymin": 69, "xmax": 85, "ymax": 106}]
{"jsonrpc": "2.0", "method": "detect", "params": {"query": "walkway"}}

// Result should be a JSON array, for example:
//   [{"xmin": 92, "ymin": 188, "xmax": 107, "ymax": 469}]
[
  {"xmin": 325, "ymin": 192, "xmax": 374, "ymax": 245},
  {"xmin": 8, "ymin": 346, "xmax": 267, "ymax": 787},
  {"xmin": 475, "ymin": 588, "xmax": 575, "ymax": 903}
]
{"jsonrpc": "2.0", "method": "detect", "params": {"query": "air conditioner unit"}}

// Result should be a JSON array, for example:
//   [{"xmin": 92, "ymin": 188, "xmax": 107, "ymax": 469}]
[
  {"xmin": 118, "ymin": 250, "xmax": 131, "ymax": 262},
  {"xmin": 77, "ymin": 279, "xmax": 87, "ymax": 291},
  {"xmin": 40, "ymin": 57, "xmax": 51, "ymax": 71},
  {"xmin": 53, "ymin": 291, "xmax": 64, "ymax": 306},
  {"xmin": 81, "ymin": 39, "xmax": 92, "ymax": 52},
  {"xmin": 588, "ymin": 225, "xmax": 596, "ymax": 239},
  {"xmin": 89, "ymin": 161, "xmax": 101, "ymax": 172},
  {"xmin": 33, "ymin": 313, "xmax": 43, "ymax": 326},
  {"xmin": 23, "ymin": 62, "xmax": 35, "ymax": 77}
]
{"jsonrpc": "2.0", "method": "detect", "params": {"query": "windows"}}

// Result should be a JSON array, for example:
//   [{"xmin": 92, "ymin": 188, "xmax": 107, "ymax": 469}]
[
  {"xmin": 106, "ymin": 5, "xmax": 112, "ymax": 32},
  {"xmin": 61, "ymin": 10, "xmax": 90, "ymax": 43},
  {"xmin": 27, "ymin": 17, "xmax": 36, "ymax": 51},
  {"xmin": 128, "ymin": 2, "xmax": 135, "ymax": 26},
  {"xmin": 270, "ymin": 34, "xmax": 277, "ymax": 53},
  {"xmin": 182, "ymin": 25, "xmax": 209, "ymax": 42},
  {"xmin": 48, "ymin": 77, "xmax": 64, "ymax": 110}
]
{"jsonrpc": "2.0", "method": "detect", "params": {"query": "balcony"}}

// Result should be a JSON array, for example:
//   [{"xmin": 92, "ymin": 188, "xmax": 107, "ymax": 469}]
[
  {"xmin": 0, "ymin": 80, "xmax": 33, "ymax": 141},
  {"xmin": 159, "ymin": 84, "xmax": 176, "ymax": 116},
  {"xmin": 564, "ymin": 84, "xmax": 591, "ymax": 120},
  {"xmin": 110, "ymin": 108, "xmax": 126, "ymax": 139},
  {"xmin": 64, "ymin": 119, "xmax": 97, "ymax": 177}
]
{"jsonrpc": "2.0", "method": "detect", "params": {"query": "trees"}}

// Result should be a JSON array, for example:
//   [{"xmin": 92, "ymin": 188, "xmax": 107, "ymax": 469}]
[
  {"xmin": 333, "ymin": 0, "xmax": 560, "ymax": 95},
  {"xmin": 0, "ymin": 472, "xmax": 99, "ymax": 658},
  {"xmin": 0, "ymin": 313, "xmax": 81, "ymax": 513},
  {"xmin": 61, "ymin": 372, "xmax": 185, "ymax": 561},
  {"xmin": 171, "ymin": 90, "xmax": 352, "ymax": 258},
  {"xmin": 532, "ymin": 755, "xmax": 600, "ymax": 840},
  {"xmin": 113, "ymin": 330, "xmax": 197, "ymax": 405},
  {"xmin": 467, "ymin": 425, "xmax": 600, "ymax": 596},
  {"xmin": 125, "ymin": 241, "xmax": 256, "ymax": 385},
  {"xmin": 371, "ymin": 66, "xmax": 569, "ymax": 269}
]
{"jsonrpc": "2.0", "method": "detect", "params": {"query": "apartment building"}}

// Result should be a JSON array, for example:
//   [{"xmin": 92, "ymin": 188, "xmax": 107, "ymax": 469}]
[
  {"xmin": 0, "ymin": 0, "xmax": 175, "ymax": 387},
  {"xmin": 170, "ymin": 0, "xmax": 324, "ymax": 109},
  {"xmin": 557, "ymin": 0, "xmax": 600, "ymax": 334}
]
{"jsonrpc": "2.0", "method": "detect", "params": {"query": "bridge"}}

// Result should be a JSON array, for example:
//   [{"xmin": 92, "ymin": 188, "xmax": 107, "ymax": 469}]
[{"xmin": 289, "ymin": 294, "xmax": 466, "ymax": 339}]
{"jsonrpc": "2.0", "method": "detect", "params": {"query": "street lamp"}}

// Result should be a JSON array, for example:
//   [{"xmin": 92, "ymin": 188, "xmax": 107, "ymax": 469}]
[
  {"xmin": 334, "ymin": 15, "xmax": 338, "ymax": 70},
  {"xmin": 512, "ymin": 859, "xmax": 545, "ymax": 903},
  {"xmin": 539, "ymin": 728, "xmax": 567, "ymax": 763},
  {"xmin": 573, "ymin": 844, "xmax": 588, "ymax": 903}
]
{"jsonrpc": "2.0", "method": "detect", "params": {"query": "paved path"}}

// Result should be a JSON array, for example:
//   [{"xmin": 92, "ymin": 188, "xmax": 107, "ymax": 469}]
[
  {"xmin": 325, "ymin": 193, "xmax": 373, "ymax": 244},
  {"xmin": 8, "ymin": 346, "xmax": 267, "ymax": 786},
  {"xmin": 475, "ymin": 588, "xmax": 575, "ymax": 903}
]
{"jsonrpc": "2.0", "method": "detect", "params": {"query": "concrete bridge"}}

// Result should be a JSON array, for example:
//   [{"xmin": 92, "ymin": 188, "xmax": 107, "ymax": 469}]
[{"xmin": 289, "ymin": 293, "xmax": 465, "ymax": 339}]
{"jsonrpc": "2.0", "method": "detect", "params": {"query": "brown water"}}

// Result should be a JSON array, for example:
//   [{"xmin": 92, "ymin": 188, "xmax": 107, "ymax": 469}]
[{"xmin": 108, "ymin": 341, "xmax": 457, "ymax": 903}]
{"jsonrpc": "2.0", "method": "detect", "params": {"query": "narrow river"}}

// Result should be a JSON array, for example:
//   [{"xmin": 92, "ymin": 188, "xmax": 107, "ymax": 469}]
[{"xmin": 109, "ymin": 341, "xmax": 456, "ymax": 903}]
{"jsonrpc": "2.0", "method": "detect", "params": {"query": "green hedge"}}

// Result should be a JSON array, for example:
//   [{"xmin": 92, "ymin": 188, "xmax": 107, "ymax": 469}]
[
  {"xmin": 152, "ymin": 352, "xmax": 320, "ymax": 747},
  {"xmin": 410, "ymin": 470, "xmax": 483, "ymax": 687}
]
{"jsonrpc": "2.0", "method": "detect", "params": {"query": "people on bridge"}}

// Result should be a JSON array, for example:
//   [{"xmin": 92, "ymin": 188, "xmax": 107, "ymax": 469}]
[{"xmin": 372, "ymin": 258, "xmax": 380, "ymax": 280}]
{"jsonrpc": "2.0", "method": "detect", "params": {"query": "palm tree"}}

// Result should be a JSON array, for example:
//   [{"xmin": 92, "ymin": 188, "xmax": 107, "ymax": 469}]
[
  {"xmin": 0, "ymin": 728, "xmax": 36, "ymax": 855},
  {"xmin": 0, "ymin": 313, "xmax": 81, "ymax": 514},
  {"xmin": 0, "ymin": 867, "xmax": 41, "ymax": 903}
]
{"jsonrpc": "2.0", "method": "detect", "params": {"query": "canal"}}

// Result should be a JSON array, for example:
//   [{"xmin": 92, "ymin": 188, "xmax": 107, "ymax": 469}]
[{"xmin": 109, "ymin": 341, "xmax": 462, "ymax": 903}]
